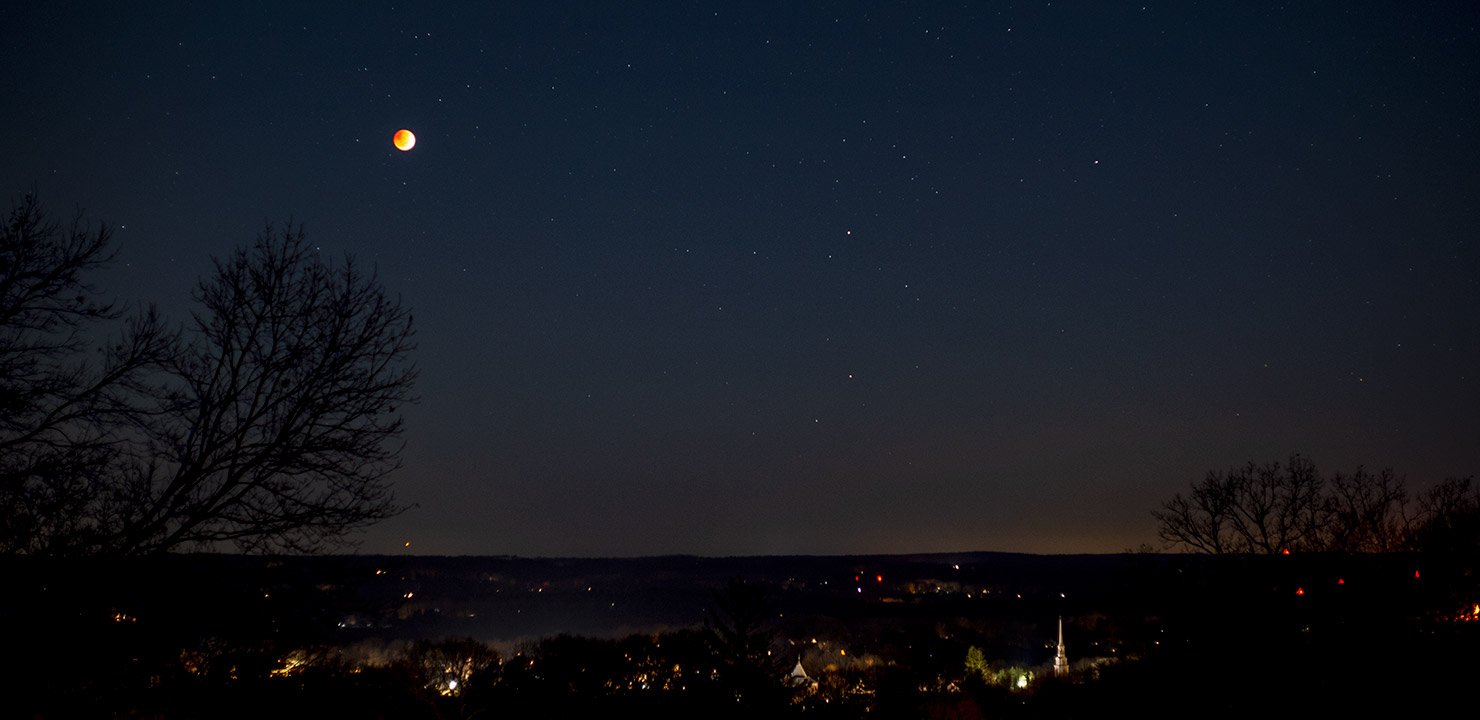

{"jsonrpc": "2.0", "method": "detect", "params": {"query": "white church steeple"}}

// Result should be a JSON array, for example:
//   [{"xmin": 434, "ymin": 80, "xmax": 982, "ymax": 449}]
[{"xmin": 1053, "ymin": 616, "xmax": 1069, "ymax": 677}]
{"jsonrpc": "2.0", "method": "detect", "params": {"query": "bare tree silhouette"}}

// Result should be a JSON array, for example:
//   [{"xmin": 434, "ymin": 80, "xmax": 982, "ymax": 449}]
[
  {"xmin": 1, "ymin": 193, "xmax": 416, "ymax": 555},
  {"xmin": 117, "ymin": 225, "xmax": 416, "ymax": 554},
  {"xmin": 1155, "ymin": 455, "xmax": 1465, "ymax": 556},
  {"xmin": 1, "ymin": 193, "xmax": 172, "ymax": 554},
  {"xmin": 1154, "ymin": 456, "xmax": 1329, "ymax": 555}
]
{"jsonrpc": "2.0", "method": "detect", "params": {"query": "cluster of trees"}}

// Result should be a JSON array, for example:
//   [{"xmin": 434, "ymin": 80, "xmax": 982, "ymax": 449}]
[
  {"xmin": 961, "ymin": 645, "xmax": 1045, "ymax": 691},
  {"xmin": 1, "ymin": 193, "xmax": 416, "ymax": 556},
  {"xmin": 1153, "ymin": 455, "xmax": 1478, "ymax": 557}
]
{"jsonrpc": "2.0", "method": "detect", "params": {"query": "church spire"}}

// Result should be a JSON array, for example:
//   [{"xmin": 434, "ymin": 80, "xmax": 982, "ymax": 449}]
[{"xmin": 1053, "ymin": 616, "xmax": 1069, "ymax": 677}]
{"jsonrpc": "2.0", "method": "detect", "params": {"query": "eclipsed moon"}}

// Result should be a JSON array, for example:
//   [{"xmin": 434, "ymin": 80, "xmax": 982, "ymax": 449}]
[{"xmin": 393, "ymin": 129, "xmax": 416, "ymax": 151}]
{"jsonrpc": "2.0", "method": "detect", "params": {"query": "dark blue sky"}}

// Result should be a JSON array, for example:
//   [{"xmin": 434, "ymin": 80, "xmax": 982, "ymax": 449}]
[{"xmin": 5, "ymin": 1, "xmax": 1478, "ymax": 556}]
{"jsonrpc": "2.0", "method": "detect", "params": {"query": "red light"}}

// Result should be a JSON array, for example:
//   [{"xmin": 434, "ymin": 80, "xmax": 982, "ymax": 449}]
[
  {"xmin": 1282, "ymin": 548, "xmax": 1290, "ymax": 555},
  {"xmin": 1337, "ymin": 578, "xmax": 1344, "ymax": 585},
  {"xmin": 876, "ymin": 575, "xmax": 883, "ymax": 583},
  {"xmin": 1295, "ymin": 587, "xmax": 1304, "ymax": 596},
  {"xmin": 854, "ymin": 576, "xmax": 859, "ymax": 582},
  {"xmin": 1415, "ymin": 570, "xmax": 1421, "ymax": 579}
]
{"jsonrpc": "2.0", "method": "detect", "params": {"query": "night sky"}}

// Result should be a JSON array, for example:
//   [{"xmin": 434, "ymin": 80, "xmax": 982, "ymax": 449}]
[{"xmin": 5, "ymin": 2, "xmax": 1478, "ymax": 557}]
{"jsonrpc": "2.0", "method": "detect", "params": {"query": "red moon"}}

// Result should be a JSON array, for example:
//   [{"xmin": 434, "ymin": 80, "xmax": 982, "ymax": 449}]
[{"xmin": 393, "ymin": 129, "xmax": 416, "ymax": 151}]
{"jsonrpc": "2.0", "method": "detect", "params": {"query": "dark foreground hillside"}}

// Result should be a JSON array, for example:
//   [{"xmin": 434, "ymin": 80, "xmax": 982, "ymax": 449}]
[{"xmin": 4, "ymin": 551, "xmax": 1474, "ymax": 718}]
